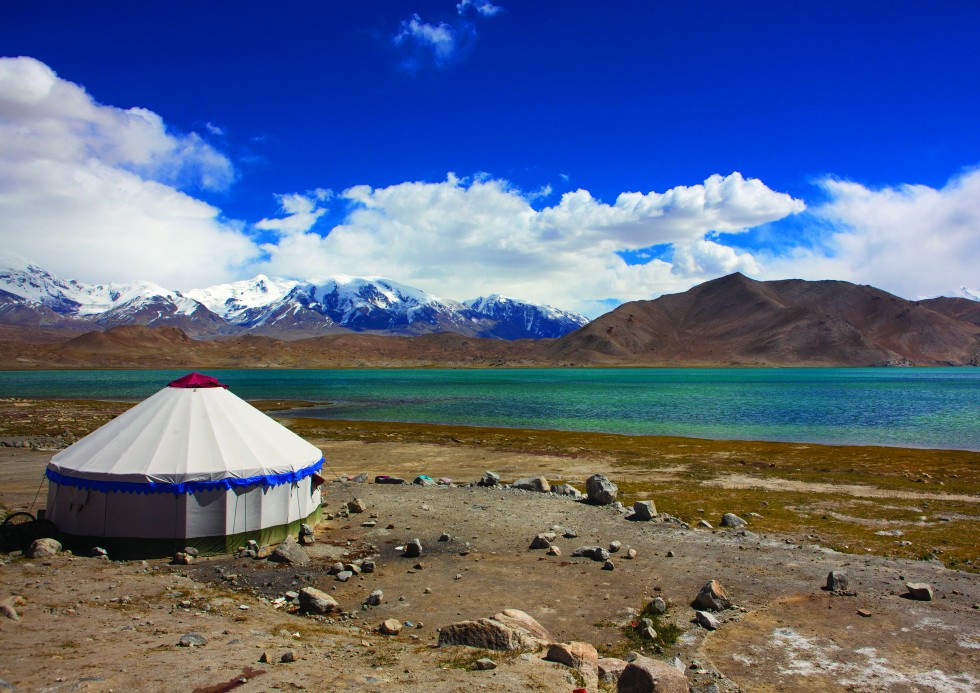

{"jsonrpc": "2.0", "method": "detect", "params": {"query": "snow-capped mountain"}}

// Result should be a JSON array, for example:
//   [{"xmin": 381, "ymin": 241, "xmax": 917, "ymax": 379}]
[
  {"xmin": 463, "ymin": 294, "xmax": 590, "ymax": 339},
  {"xmin": 0, "ymin": 255, "xmax": 589, "ymax": 339},
  {"xmin": 962, "ymin": 287, "xmax": 980, "ymax": 302},
  {"xmin": 0, "ymin": 253, "xmax": 224, "ymax": 333}
]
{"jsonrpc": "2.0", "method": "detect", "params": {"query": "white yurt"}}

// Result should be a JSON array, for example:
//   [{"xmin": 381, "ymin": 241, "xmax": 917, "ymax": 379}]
[{"xmin": 45, "ymin": 373, "xmax": 324, "ymax": 556}]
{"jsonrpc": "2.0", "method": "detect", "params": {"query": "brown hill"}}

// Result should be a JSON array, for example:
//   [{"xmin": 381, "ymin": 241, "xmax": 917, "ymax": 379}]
[
  {"xmin": 547, "ymin": 273, "xmax": 980, "ymax": 366},
  {"xmin": 1, "ymin": 275, "xmax": 978, "ymax": 368}
]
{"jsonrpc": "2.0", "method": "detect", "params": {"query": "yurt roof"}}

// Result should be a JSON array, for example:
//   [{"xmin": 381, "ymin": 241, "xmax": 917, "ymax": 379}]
[{"xmin": 46, "ymin": 373, "xmax": 323, "ymax": 494}]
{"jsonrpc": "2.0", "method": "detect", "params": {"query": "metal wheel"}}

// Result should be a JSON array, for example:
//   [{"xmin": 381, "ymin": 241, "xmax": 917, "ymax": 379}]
[{"xmin": 1, "ymin": 512, "xmax": 57, "ymax": 550}]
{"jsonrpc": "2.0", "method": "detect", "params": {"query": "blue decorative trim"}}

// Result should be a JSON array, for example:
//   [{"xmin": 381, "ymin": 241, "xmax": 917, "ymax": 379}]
[{"xmin": 46, "ymin": 457, "xmax": 324, "ymax": 496}]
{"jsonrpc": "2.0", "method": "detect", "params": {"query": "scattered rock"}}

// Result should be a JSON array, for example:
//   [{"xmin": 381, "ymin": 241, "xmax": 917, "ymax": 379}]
[
  {"xmin": 177, "ymin": 632, "xmax": 207, "ymax": 647},
  {"xmin": 602, "ymin": 560, "xmax": 615, "ymax": 570},
  {"xmin": 586, "ymin": 474, "xmax": 618, "ymax": 505},
  {"xmin": 280, "ymin": 650, "xmax": 296, "ymax": 663},
  {"xmin": 379, "ymin": 619, "xmax": 403, "ymax": 636},
  {"xmin": 571, "ymin": 546, "xmax": 610, "ymax": 562},
  {"xmin": 547, "ymin": 546, "xmax": 562, "ymax": 556},
  {"xmin": 665, "ymin": 550, "xmax": 675, "ymax": 558},
  {"xmin": 474, "ymin": 658, "xmax": 497, "ymax": 670},
  {"xmin": 183, "ymin": 546, "xmax": 200, "ymax": 558},
  {"xmin": 438, "ymin": 533, "xmax": 451, "ymax": 542},
  {"xmin": 361, "ymin": 560, "xmax": 376, "ymax": 573},
  {"xmin": 697, "ymin": 519, "xmax": 713, "ymax": 529},
  {"xmin": 694, "ymin": 580, "xmax": 731, "ymax": 611},
  {"xmin": 857, "ymin": 609, "xmax": 872, "ymax": 618},
  {"xmin": 646, "ymin": 597, "xmax": 667, "ymax": 616},
  {"xmin": 617, "ymin": 654, "xmax": 689, "ymax": 692},
  {"xmin": 403, "ymin": 538, "xmax": 423, "ymax": 558},
  {"xmin": 298, "ymin": 523, "xmax": 316, "ymax": 545},
  {"xmin": 826, "ymin": 570, "xmax": 849, "ymax": 592},
  {"xmin": 335, "ymin": 570, "xmax": 353, "ymax": 582},
  {"xmin": 347, "ymin": 498, "xmax": 367, "ymax": 513},
  {"xmin": 298, "ymin": 587, "xmax": 341, "ymax": 615},
  {"xmin": 477, "ymin": 471, "xmax": 500, "ymax": 487},
  {"xmin": 609, "ymin": 540, "xmax": 622, "ymax": 553},
  {"xmin": 562, "ymin": 528, "xmax": 579, "ymax": 538},
  {"xmin": 552, "ymin": 483, "xmax": 583, "ymax": 499},
  {"xmin": 27, "ymin": 538, "xmax": 61, "ymax": 558},
  {"xmin": 258, "ymin": 651, "xmax": 270, "ymax": 663},
  {"xmin": 632, "ymin": 500, "xmax": 657, "ymax": 521},
  {"xmin": 905, "ymin": 583, "xmax": 933, "ymax": 601},
  {"xmin": 875, "ymin": 529, "xmax": 904, "ymax": 537},
  {"xmin": 327, "ymin": 561, "xmax": 345, "ymax": 575},
  {"xmin": 365, "ymin": 590, "xmax": 383, "ymax": 606},
  {"xmin": 545, "ymin": 641, "xmax": 599, "ymax": 690},
  {"xmin": 438, "ymin": 608, "xmax": 552, "ymax": 651},
  {"xmin": 625, "ymin": 548, "xmax": 637, "ymax": 559},
  {"xmin": 720, "ymin": 513, "xmax": 747, "ymax": 528},
  {"xmin": 374, "ymin": 476, "xmax": 406, "ymax": 485},
  {"xmin": 413, "ymin": 475, "xmax": 437, "ymax": 486},
  {"xmin": 599, "ymin": 657, "xmax": 628, "ymax": 684},
  {"xmin": 512, "ymin": 476, "xmax": 551, "ymax": 493},
  {"xmin": 269, "ymin": 535, "xmax": 309, "ymax": 565},
  {"xmin": 172, "ymin": 551, "xmax": 194, "ymax": 565},
  {"xmin": 0, "ymin": 596, "xmax": 25, "ymax": 621},
  {"xmin": 529, "ymin": 533, "xmax": 553, "ymax": 550},
  {"xmin": 696, "ymin": 611, "xmax": 720, "ymax": 630},
  {"xmin": 351, "ymin": 472, "xmax": 369, "ymax": 483},
  {"xmin": 90, "ymin": 546, "xmax": 108, "ymax": 558}
]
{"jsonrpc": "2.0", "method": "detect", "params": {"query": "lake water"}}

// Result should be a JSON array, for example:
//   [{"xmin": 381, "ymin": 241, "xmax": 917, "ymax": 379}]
[{"xmin": 1, "ymin": 368, "xmax": 978, "ymax": 451}]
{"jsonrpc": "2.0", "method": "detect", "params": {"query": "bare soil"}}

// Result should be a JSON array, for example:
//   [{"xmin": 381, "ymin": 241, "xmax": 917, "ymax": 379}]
[{"xmin": 1, "ymin": 427, "xmax": 978, "ymax": 692}]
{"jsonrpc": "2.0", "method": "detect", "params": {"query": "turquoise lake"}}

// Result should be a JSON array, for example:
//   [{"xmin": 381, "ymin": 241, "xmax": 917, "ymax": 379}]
[{"xmin": 1, "ymin": 368, "xmax": 978, "ymax": 451}]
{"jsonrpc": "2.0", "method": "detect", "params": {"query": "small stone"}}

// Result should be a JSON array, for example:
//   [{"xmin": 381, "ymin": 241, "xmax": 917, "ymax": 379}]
[
  {"xmin": 328, "ymin": 561, "xmax": 345, "ymax": 575},
  {"xmin": 379, "ymin": 619, "xmax": 403, "ymax": 636},
  {"xmin": 183, "ymin": 546, "xmax": 200, "ymax": 558},
  {"xmin": 90, "ymin": 546, "xmax": 108, "ymax": 557},
  {"xmin": 827, "ymin": 571, "xmax": 849, "ymax": 592},
  {"xmin": 172, "ymin": 551, "xmax": 194, "ymax": 565},
  {"xmin": 571, "ymin": 546, "xmax": 610, "ymax": 562},
  {"xmin": 298, "ymin": 587, "xmax": 341, "ymax": 615},
  {"xmin": 347, "ymin": 498, "xmax": 367, "ymax": 513},
  {"xmin": 474, "ymin": 658, "xmax": 497, "ymax": 670},
  {"xmin": 720, "ymin": 513, "xmax": 747, "ymax": 528},
  {"xmin": 424, "ymin": 587, "xmax": 432, "ymax": 594},
  {"xmin": 697, "ymin": 519, "xmax": 713, "ymax": 529},
  {"xmin": 269, "ymin": 535, "xmax": 309, "ymax": 565},
  {"xmin": 857, "ymin": 609, "xmax": 872, "ymax": 617},
  {"xmin": 280, "ymin": 650, "xmax": 296, "ymax": 663},
  {"xmin": 609, "ymin": 540, "xmax": 622, "ymax": 553},
  {"xmin": 403, "ymin": 538, "xmax": 423, "ymax": 558},
  {"xmin": 547, "ymin": 546, "xmax": 562, "ymax": 556},
  {"xmin": 905, "ymin": 583, "xmax": 933, "ymax": 601},
  {"xmin": 529, "ymin": 534, "xmax": 553, "ymax": 550},
  {"xmin": 335, "ymin": 571, "xmax": 353, "ymax": 582},
  {"xmin": 361, "ymin": 560, "xmax": 375, "ymax": 574},
  {"xmin": 512, "ymin": 476, "xmax": 551, "ymax": 493},
  {"xmin": 258, "ymin": 651, "xmax": 270, "ymax": 663},
  {"xmin": 602, "ymin": 560, "xmax": 615, "ymax": 571},
  {"xmin": 666, "ymin": 550, "xmax": 675, "ymax": 558},
  {"xmin": 438, "ymin": 533, "xmax": 451, "ymax": 542},
  {"xmin": 27, "ymin": 538, "xmax": 61, "ymax": 559},
  {"xmin": 632, "ymin": 500, "xmax": 657, "ymax": 520},
  {"xmin": 351, "ymin": 472, "xmax": 369, "ymax": 483},
  {"xmin": 413, "ymin": 475, "xmax": 437, "ymax": 486},
  {"xmin": 178, "ymin": 632, "xmax": 207, "ymax": 647},
  {"xmin": 374, "ymin": 476, "xmax": 405, "ymax": 485},
  {"xmin": 696, "ymin": 611, "xmax": 720, "ymax": 630},
  {"xmin": 562, "ymin": 528, "xmax": 579, "ymax": 539},
  {"xmin": 694, "ymin": 580, "xmax": 731, "ymax": 611},
  {"xmin": 477, "ymin": 471, "xmax": 500, "ymax": 487},
  {"xmin": 646, "ymin": 597, "xmax": 667, "ymax": 616},
  {"xmin": 585, "ymin": 473, "xmax": 618, "ymax": 505}
]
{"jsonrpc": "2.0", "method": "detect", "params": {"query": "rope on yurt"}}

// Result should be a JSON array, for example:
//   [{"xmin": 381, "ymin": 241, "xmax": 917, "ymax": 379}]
[
  {"xmin": 28, "ymin": 473, "xmax": 46, "ymax": 515},
  {"xmin": 321, "ymin": 457, "xmax": 362, "ymax": 505}
]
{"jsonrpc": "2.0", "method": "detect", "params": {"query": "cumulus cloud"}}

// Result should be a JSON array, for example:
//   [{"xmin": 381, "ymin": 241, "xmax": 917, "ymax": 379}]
[
  {"xmin": 393, "ymin": 14, "xmax": 469, "ymax": 68},
  {"xmin": 761, "ymin": 168, "xmax": 980, "ymax": 300},
  {"xmin": 257, "ymin": 172, "xmax": 803, "ymax": 315},
  {"xmin": 0, "ymin": 56, "xmax": 255, "ymax": 288},
  {"xmin": 255, "ymin": 189, "xmax": 331, "ymax": 235}
]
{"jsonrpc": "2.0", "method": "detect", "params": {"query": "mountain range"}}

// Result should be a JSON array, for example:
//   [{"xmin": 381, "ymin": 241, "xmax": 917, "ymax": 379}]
[
  {"xmin": 0, "ymin": 255, "xmax": 588, "ymax": 340},
  {"xmin": 1, "ymin": 270, "xmax": 977, "ymax": 369}
]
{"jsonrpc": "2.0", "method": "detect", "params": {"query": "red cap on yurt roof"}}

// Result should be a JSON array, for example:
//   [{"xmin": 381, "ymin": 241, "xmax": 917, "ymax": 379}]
[{"xmin": 168, "ymin": 372, "xmax": 228, "ymax": 389}]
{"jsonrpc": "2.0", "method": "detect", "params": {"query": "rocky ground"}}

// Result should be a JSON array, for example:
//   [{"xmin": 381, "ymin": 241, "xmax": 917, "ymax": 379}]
[{"xmin": 1, "ymin": 434, "xmax": 978, "ymax": 692}]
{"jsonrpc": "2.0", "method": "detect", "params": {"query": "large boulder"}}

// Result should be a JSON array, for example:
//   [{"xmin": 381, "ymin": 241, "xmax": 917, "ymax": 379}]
[
  {"xmin": 905, "ymin": 583, "xmax": 933, "ymax": 601},
  {"xmin": 617, "ymin": 654, "xmax": 689, "ymax": 692},
  {"xmin": 269, "ymin": 535, "xmax": 309, "ymax": 565},
  {"xmin": 298, "ymin": 587, "xmax": 341, "ymax": 615},
  {"xmin": 586, "ymin": 474, "xmax": 618, "ymax": 505},
  {"xmin": 546, "ymin": 642, "xmax": 599, "ymax": 690},
  {"xmin": 438, "ymin": 608, "xmax": 552, "ymax": 651},
  {"xmin": 720, "ymin": 513, "xmax": 747, "ymax": 528},
  {"xmin": 512, "ymin": 476, "xmax": 551, "ymax": 493},
  {"xmin": 694, "ymin": 580, "xmax": 731, "ymax": 611}
]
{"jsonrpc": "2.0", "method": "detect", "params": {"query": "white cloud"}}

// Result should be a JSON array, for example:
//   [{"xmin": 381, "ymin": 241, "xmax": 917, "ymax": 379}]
[
  {"xmin": 393, "ymin": 14, "xmax": 462, "ymax": 67},
  {"xmin": 457, "ymin": 0, "xmax": 503, "ymax": 17},
  {"xmin": 761, "ymin": 168, "xmax": 980, "ymax": 300},
  {"xmin": 0, "ymin": 56, "xmax": 255, "ymax": 289},
  {"xmin": 255, "ymin": 190, "xmax": 331, "ymax": 236},
  {"xmin": 257, "ymin": 172, "xmax": 803, "ymax": 316}
]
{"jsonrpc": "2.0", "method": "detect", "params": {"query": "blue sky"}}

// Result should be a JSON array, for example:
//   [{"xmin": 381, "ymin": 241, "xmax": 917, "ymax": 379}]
[{"xmin": 1, "ymin": 1, "xmax": 978, "ymax": 316}]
